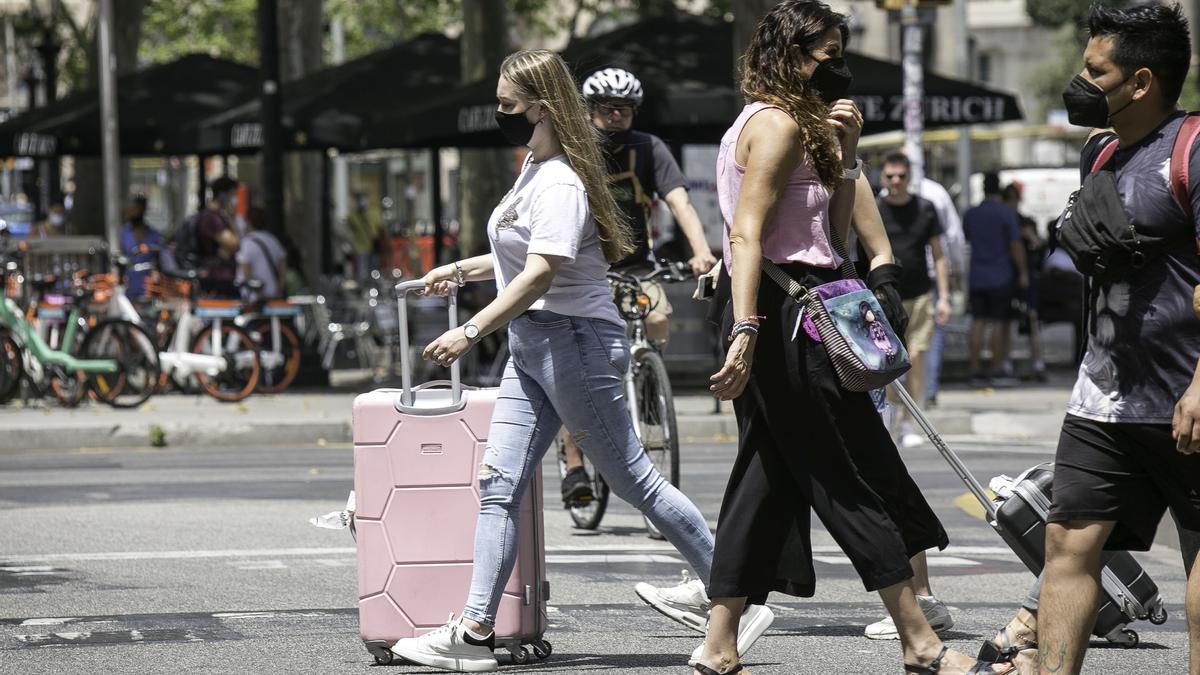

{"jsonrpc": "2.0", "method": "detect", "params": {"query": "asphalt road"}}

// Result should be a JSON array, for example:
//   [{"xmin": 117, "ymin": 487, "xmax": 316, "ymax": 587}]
[{"xmin": 0, "ymin": 436, "xmax": 1191, "ymax": 674}]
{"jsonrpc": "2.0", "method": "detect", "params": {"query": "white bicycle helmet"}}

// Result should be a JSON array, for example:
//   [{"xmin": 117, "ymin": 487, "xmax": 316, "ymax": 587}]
[{"xmin": 582, "ymin": 68, "xmax": 644, "ymax": 105}]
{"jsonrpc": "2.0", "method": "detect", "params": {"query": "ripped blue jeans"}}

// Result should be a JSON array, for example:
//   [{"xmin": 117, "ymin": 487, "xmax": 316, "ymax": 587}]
[{"xmin": 462, "ymin": 311, "xmax": 714, "ymax": 625}]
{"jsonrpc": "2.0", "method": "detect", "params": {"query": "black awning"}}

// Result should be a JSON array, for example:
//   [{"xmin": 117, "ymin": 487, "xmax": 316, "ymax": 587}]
[
  {"xmin": 191, "ymin": 33, "xmax": 460, "ymax": 153},
  {"xmin": 0, "ymin": 54, "xmax": 258, "ymax": 157},
  {"xmin": 379, "ymin": 12, "xmax": 1022, "ymax": 149}
]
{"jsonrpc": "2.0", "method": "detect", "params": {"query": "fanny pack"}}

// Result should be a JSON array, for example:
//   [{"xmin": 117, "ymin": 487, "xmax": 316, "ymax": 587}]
[
  {"xmin": 761, "ymin": 231, "xmax": 910, "ymax": 392},
  {"xmin": 1055, "ymin": 114, "xmax": 1200, "ymax": 279}
]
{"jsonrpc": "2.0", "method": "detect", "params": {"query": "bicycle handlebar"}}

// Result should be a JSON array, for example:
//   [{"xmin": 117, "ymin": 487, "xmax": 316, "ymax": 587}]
[{"xmin": 606, "ymin": 261, "xmax": 692, "ymax": 286}]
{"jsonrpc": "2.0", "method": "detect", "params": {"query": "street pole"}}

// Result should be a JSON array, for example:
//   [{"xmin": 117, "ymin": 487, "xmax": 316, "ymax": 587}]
[
  {"xmin": 257, "ymin": 0, "xmax": 285, "ymax": 238},
  {"xmin": 97, "ymin": 0, "xmax": 121, "ymax": 254},
  {"xmin": 331, "ymin": 17, "xmax": 349, "ymax": 228},
  {"xmin": 901, "ymin": 0, "xmax": 925, "ymax": 185},
  {"xmin": 955, "ymin": 0, "xmax": 972, "ymax": 211}
]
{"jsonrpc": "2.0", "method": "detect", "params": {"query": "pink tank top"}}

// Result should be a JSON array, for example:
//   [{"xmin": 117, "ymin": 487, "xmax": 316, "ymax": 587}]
[{"xmin": 717, "ymin": 101, "xmax": 841, "ymax": 271}]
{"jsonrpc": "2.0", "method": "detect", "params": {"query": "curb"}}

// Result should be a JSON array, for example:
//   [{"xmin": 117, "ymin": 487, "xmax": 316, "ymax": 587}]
[{"xmin": 1, "ymin": 409, "xmax": 978, "ymax": 452}]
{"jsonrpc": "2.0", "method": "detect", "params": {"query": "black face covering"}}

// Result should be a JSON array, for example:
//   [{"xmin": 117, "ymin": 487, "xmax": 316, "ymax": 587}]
[
  {"xmin": 1061, "ymin": 73, "xmax": 1134, "ymax": 128},
  {"xmin": 603, "ymin": 128, "xmax": 633, "ymax": 147},
  {"xmin": 810, "ymin": 56, "xmax": 853, "ymax": 103},
  {"xmin": 494, "ymin": 109, "xmax": 539, "ymax": 146}
]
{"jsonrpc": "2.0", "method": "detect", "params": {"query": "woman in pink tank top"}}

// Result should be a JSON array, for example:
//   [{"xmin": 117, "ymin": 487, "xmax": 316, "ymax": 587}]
[{"xmin": 695, "ymin": 3, "xmax": 999, "ymax": 675}]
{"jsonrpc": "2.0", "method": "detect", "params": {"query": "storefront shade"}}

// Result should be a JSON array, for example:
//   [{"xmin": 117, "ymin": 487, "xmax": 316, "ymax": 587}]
[
  {"xmin": 379, "ymin": 12, "xmax": 1023, "ymax": 149},
  {"xmin": 0, "ymin": 54, "xmax": 258, "ymax": 157},
  {"xmin": 193, "ymin": 34, "xmax": 460, "ymax": 154}
]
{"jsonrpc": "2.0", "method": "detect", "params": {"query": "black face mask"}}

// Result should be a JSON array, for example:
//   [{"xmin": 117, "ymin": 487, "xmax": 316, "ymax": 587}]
[
  {"xmin": 810, "ymin": 56, "xmax": 853, "ymax": 104},
  {"xmin": 494, "ymin": 109, "xmax": 539, "ymax": 146},
  {"xmin": 1061, "ymin": 73, "xmax": 1135, "ymax": 128},
  {"xmin": 603, "ymin": 128, "xmax": 633, "ymax": 147}
]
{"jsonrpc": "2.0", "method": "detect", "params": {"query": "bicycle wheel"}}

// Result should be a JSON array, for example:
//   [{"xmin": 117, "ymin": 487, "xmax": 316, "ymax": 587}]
[
  {"xmin": 80, "ymin": 319, "xmax": 162, "ymax": 409},
  {"xmin": 0, "ymin": 329, "xmax": 22, "ymax": 404},
  {"xmin": 47, "ymin": 320, "xmax": 85, "ymax": 408},
  {"xmin": 631, "ymin": 349, "xmax": 679, "ymax": 540},
  {"xmin": 192, "ymin": 323, "xmax": 261, "ymax": 402},
  {"xmin": 556, "ymin": 433, "xmax": 610, "ymax": 530},
  {"xmin": 247, "ymin": 320, "xmax": 301, "ymax": 394}
]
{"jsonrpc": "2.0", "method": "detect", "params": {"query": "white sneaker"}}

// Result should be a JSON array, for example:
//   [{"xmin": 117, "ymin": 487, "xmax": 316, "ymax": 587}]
[
  {"xmin": 864, "ymin": 595, "xmax": 953, "ymax": 640},
  {"xmin": 900, "ymin": 433, "xmax": 926, "ymax": 449},
  {"xmin": 634, "ymin": 570, "xmax": 711, "ymax": 633},
  {"xmin": 687, "ymin": 604, "xmax": 776, "ymax": 667},
  {"xmin": 389, "ymin": 614, "xmax": 498, "ymax": 672}
]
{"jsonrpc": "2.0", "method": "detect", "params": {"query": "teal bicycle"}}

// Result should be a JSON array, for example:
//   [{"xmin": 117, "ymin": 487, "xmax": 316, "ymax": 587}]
[{"xmin": 0, "ymin": 249, "xmax": 160, "ymax": 408}]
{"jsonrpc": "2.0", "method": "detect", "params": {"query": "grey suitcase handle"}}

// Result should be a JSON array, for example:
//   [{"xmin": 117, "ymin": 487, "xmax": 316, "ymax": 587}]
[
  {"xmin": 395, "ymin": 280, "xmax": 462, "ymax": 409},
  {"xmin": 890, "ymin": 382, "xmax": 998, "ymax": 521}
]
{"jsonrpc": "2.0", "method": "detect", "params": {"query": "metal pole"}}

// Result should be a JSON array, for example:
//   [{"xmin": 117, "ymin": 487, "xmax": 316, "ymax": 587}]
[
  {"xmin": 257, "ymin": 0, "xmax": 285, "ymax": 238},
  {"xmin": 331, "ymin": 17, "xmax": 350, "ymax": 227},
  {"xmin": 901, "ymin": 0, "xmax": 925, "ymax": 185},
  {"xmin": 431, "ymin": 148, "xmax": 443, "ymax": 268},
  {"xmin": 97, "ymin": 0, "xmax": 122, "ymax": 254},
  {"xmin": 955, "ymin": 0, "xmax": 972, "ymax": 211}
]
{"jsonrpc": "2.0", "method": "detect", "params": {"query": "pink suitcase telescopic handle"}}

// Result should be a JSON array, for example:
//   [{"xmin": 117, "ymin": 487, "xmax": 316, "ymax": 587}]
[{"xmin": 395, "ymin": 279, "xmax": 462, "ymax": 408}]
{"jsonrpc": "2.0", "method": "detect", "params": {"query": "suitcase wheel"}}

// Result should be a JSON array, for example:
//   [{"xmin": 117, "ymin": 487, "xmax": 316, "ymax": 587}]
[
  {"xmin": 1150, "ymin": 606, "xmax": 1168, "ymax": 626},
  {"xmin": 374, "ymin": 652, "xmax": 395, "ymax": 666},
  {"xmin": 1114, "ymin": 629, "xmax": 1139, "ymax": 649},
  {"xmin": 508, "ymin": 646, "xmax": 531, "ymax": 664},
  {"xmin": 532, "ymin": 639, "xmax": 552, "ymax": 660}
]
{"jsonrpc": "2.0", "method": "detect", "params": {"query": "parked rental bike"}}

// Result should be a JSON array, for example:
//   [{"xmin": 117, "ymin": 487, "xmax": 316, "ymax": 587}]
[
  {"xmin": 556, "ymin": 261, "xmax": 688, "ymax": 537},
  {"xmin": 0, "ymin": 246, "xmax": 160, "ymax": 408}
]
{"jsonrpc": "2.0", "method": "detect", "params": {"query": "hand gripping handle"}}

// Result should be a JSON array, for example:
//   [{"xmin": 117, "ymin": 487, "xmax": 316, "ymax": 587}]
[{"xmin": 395, "ymin": 280, "xmax": 461, "ymax": 407}]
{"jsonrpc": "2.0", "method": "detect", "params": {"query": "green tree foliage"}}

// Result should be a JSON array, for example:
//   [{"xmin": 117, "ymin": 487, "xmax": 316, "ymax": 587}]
[
  {"xmin": 141, "ymin": 0, "xmax": 259, "ymax": 65},
  {"xmin": 1026, "ymin": 0, "xmax": 1131, "ymax": 29}
]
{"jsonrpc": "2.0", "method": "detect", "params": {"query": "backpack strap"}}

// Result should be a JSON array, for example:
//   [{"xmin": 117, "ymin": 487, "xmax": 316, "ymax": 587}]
[
  {"xmin": 1169, "ymin": 112, "xmax": 1200, "ymax": 222},
  {"xmin": 1090, "ymin": 136, "xmax": 1120, "ymax": 174}
]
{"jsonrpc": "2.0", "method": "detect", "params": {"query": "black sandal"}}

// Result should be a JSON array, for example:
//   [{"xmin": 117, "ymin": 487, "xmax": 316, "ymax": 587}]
[
  {"xmin": 978, "ymin": 625, "xmax": 1038, "ymax": 663},
  {"xmin": 905, "ymin": 646, "xmax": 996, "ymax": 674},
  {"xmin": 693, "ymin": 663, "xmax": 744, "ymax": 675}
]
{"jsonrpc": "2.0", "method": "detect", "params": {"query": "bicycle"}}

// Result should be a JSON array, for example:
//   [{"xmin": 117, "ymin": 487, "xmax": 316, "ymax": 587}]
[
  {"xmin": 0, "ymin": 248, "xmax": 160, "ymax": 409},
  {"xmin": 131, "ymin": 250, "xmax": 263, "ymax": 402},
  {"xmin": 557, "ymin": 261, "xmax": 689, "ymax": 536}
]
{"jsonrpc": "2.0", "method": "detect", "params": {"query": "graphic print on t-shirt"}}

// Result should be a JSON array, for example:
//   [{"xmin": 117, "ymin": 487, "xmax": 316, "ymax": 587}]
[{"xmin": 1066, "ymin": 112, "xmax": 1200, "ymax": 424}]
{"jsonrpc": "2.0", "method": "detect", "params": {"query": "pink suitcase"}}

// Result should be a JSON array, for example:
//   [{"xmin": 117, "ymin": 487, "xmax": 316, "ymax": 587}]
[{"xmin": 353, "ymin": 280, "xmax": 550, "ymax": 666}]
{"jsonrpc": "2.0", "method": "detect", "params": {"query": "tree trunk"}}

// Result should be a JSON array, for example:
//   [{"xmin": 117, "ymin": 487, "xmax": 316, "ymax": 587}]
[
  {"xmin": 71, "ymin": 0, "xmax": 144, "ymax": 239},
  {"xmin": 732, "ymin": 0, "xmax": 775, "ymax": 84},
  {"xmin": 457, "ymin": 0, "xmax": 511, "ymax": 258},
  {"xmin": 278, "ymin": 0, "xmax": 324, "ymax": 284}
]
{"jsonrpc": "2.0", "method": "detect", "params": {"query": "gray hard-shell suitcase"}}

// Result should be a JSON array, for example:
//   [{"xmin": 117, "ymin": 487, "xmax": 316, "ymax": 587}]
[{"xmin": 891, "ymin": 383, "xmax": 1168, "ymax": 648}]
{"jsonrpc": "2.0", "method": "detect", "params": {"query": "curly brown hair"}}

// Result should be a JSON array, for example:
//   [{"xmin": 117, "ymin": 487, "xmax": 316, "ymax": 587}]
[{"xmin": 739, "ymin": 0, "xmax": 849, "ymax": 191}]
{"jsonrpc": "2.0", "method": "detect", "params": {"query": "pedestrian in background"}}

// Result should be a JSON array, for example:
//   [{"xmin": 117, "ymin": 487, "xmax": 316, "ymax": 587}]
[
  {"xmin": 235, "ymin": 206, "xmax": 286, "ymax": 305},
  {"xmin": 699, "ymin": 3, "xmax": 994, "ymax": 674},
  {"xmin": 963, "ymin": 172, "xmax": 1028, "ymax": 387},
  {"xmin": 876, "ymin": 152, "xmax": 952, "ymax": 449},
  {"xmin": 31, "ymin": 202, "xmax": 67, "ymax": 239},
  {"xmin": 119, "ymin": 195, "xmax": 162, "ymax": 299},
  {"xmin": 345, "ymin": 192, "xmax": 381, "ymax": 282},
  {"xmin": 1002, "ymin": 182, "xmax": 1047, "ymax": 382}
]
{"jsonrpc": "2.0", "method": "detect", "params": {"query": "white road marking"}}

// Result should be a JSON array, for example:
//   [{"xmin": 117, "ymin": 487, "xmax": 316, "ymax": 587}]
[
  {"xmin": 1, "ymin": 565, "xmax": 55, "ymax": 572},
  {"xmin": 228, "ymin": 560, "xmax": 287, "ymax": 570},
  {"xmin": 547, "ymin": 554, "xmax": 682, "ymax": 564},
  {"xmin": 19, "ymin": 618, "xmax": 77, "ymax": 626},
  {"xmin": 814, "ymin": 555, "xmax": 979, "ymax": 567},
  {"xmin": 0, "ymin": 547, "xmax": 356, "ymax": 564}
]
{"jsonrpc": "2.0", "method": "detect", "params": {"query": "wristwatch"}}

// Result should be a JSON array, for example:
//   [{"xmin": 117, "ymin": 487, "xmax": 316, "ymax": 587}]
[
  {"xmin": 463, "ymin": 322, "xmax": 481, "ymax": 343},
  {"xmin": 843, "ymin": 158, "xmax": 863, "ymax": 181}
]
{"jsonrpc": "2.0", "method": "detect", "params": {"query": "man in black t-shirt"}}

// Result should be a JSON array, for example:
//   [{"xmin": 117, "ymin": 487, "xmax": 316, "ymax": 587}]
[
  {"xmin": 877, "ymin": 153, "xmax": 951, "ymax": 449},
  {"xmin": 1032, "ymin": 6, "xmax": 1200, "ymax": 673}
]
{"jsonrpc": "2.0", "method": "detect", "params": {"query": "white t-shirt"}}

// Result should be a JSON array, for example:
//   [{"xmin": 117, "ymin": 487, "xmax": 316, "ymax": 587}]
[
  {"xmin": 488, "ymin": 154, "xmax": 621, "ymax": 326},
  {"xmin": 236, "ymin": 230, "xmax": 287, "ymax": 300}
]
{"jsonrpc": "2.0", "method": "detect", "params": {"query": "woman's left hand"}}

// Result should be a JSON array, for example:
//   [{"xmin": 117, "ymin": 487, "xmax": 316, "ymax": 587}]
[
  {"xmin": 827, "ymin": 98, "xmax": 864, "ymax": 159},
  {"xmin": 423, "ymin": 327, "xmax": 473, "ymax": 367}
]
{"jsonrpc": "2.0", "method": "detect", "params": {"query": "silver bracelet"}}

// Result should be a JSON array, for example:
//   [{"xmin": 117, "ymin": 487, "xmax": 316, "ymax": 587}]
[
  {"xmin": 452, "ymin": 261, "xmax": 465, "ymax": 286},
  {"xmin": 842, "ymin": 158, "xmax": 863, "ymax": 181}
]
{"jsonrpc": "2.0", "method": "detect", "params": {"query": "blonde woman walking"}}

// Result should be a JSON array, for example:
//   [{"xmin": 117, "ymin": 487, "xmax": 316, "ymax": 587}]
[{"xmin": 387, "ymin": 49, "xmax": 724, "ymax": 673}]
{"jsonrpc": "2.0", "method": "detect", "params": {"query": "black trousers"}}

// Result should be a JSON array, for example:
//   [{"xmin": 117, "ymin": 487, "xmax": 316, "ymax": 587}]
[{"xmin": 707, "ymin": 263, "xmax": 949, "ymax": 601}]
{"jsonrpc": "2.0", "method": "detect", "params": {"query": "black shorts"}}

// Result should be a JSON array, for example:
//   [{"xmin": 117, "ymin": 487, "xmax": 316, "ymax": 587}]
[
  {"xmin": 1047, "ymin": 415, "xmax": 1200, "ymax": 551},
  {"xmin": 969, "ymin": 286, "xmax": 1015, "ymax": 322}
]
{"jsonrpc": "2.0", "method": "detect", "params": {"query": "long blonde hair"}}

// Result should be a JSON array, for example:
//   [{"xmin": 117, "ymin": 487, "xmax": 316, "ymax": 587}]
[
  {"xmin": 739, "ymin": 0, "xmax": 848, "ymax": 191},
  {"xmin": 500, "ymin": 49, "xmax": 634, "ymax": 262}
]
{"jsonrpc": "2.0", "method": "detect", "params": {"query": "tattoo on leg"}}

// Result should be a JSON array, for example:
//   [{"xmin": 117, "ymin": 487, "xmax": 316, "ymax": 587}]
[{"xmin": 1040, "ymin": 642, "xmax": 1067, "ymax": 673}]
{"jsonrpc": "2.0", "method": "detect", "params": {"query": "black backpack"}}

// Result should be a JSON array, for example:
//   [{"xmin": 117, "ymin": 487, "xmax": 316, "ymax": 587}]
[{"xmin": 168, "ymin": 213, "xmax": 201, "ymax": 269}]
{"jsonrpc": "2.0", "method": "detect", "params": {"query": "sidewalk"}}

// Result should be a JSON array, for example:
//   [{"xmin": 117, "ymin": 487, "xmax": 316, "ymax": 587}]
[{"xmin": 0, "ymin": 374, "xmax": 1077, "ymax": 451}]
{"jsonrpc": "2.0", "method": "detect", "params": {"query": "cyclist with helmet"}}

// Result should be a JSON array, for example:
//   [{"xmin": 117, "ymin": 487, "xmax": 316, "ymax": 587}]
[{"xmin": 557, "ymin": 67, "xmax": 718, "ymax": 507}]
